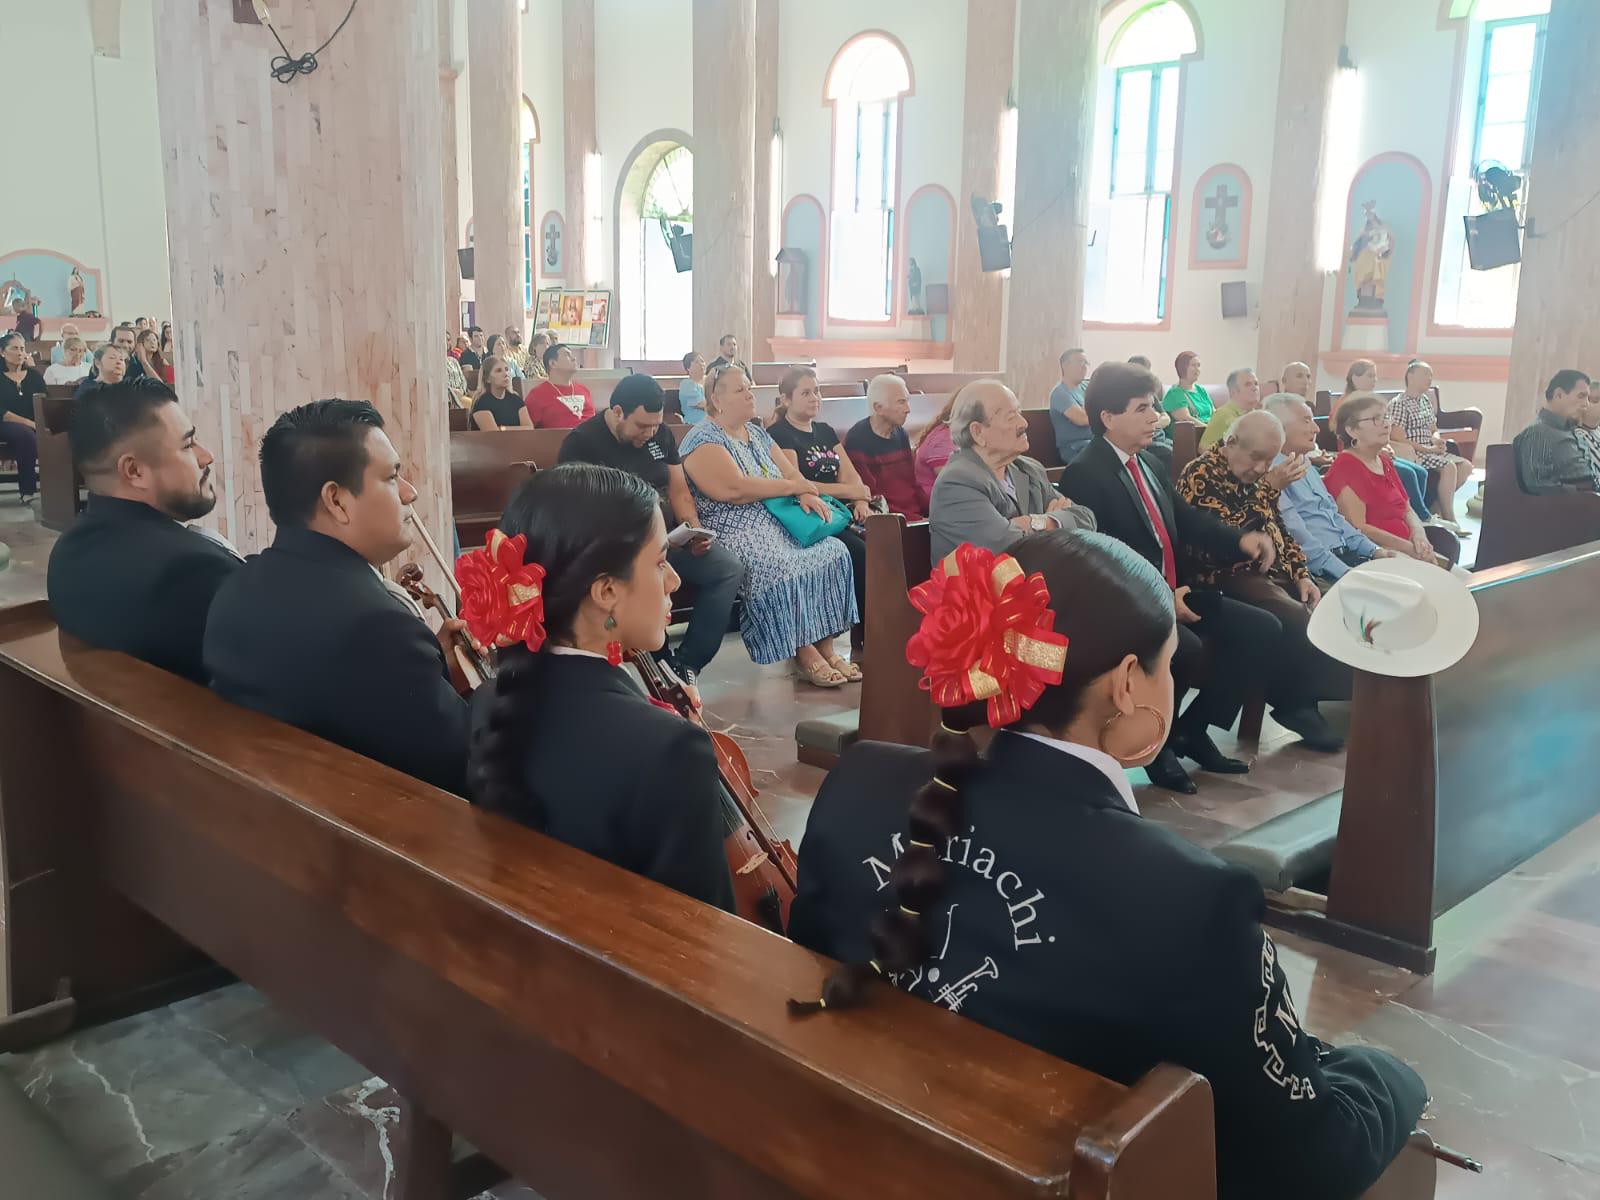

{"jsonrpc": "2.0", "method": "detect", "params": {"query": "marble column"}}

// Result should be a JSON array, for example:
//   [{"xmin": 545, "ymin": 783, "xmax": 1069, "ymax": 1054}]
[
  {"xmin": 953, "ymin": 0, "xmax": 1015, "ymax": 373},
  {"xmin": 1503, "ymin": 0, "xmax": 1600, "ymax": 436},
  {"xmin": 151, "ymin": 0, "xmax": 448, "ymax": 562},
  {"xmin": 440, "ymin": 0, "xmax": 462, "ymax": 330},
  {"xmin": 1004, "ymin": 0, "xmax": 1097, "ymax": 407},
  {"xmin": 1255, "ymin": 0, "xmax": 1349, "ymax": 385},
  {"xmin": 750, "ymin": 0, "xmax": 780, "ymax": 362},
  {"xmin": 563, "ymin": 0, "xmax": 597, "ymax": 292},
  {"xmin": 468, "ymin": 0, "xmax": 523, "ymax": 332},
  {"xmin": 692, "ymin": 0, "xmax": 756, "ymax": 360}
]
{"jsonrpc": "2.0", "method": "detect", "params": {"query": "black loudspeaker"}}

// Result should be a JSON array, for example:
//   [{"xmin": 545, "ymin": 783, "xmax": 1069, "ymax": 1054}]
[
  {"xmin": 1465, "ymin": 207, "xmax": 1522, "ymax": 270},
  {"xmin": 457, "ymin": 248, "xmax": 474, "ymax": 280},
  {"xmin": 1220, "ymin": 280, "xmax": 1247, "ymax": 319},
  {"xmin": 977, "ymin": 224, "xmax": 1012, "ymax": 272}
]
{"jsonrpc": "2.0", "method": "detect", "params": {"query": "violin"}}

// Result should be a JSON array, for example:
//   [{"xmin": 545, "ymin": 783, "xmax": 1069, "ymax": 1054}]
[
  {"xmin": 397, "ymin": 563, "xmax": 492, "ymax": 691},
  {"xmin": 630, "ymin": 650, "xmax": 798, "ymax": 934}
]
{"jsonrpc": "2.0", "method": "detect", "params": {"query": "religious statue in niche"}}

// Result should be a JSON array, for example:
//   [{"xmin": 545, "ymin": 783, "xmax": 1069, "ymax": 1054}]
[
  {"xmin": 1347, "ymin": 201, "xmax": 1394, "ymax": 314},
  {"xmin": 776, "ymin": 247, "xmax": 808, "ymax": 315},
  {"xmin": 68, "ymin": 268, "xmax": 85, "ymax": 315},
  {"xmin": 907, "ymin": 257, "xmax": 925, "ymax": 315}
]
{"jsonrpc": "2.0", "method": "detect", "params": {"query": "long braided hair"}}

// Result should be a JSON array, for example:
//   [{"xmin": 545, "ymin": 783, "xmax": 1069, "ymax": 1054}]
[{"xmin": 789, "ymin": 530, "xmax": 1175, "ymax": 1015}]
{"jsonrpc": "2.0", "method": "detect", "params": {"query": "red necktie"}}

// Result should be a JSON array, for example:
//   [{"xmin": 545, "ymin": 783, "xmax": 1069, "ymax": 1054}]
[{"xmin": 1126, "ymin": 456, "xmax": 1177, "ymax": 588}]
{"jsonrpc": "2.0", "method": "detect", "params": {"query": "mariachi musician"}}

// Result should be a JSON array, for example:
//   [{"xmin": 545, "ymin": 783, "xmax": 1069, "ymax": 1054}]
[{"xmin": 460, "ymin": 463, "xmax": 737, "ymax": 912}]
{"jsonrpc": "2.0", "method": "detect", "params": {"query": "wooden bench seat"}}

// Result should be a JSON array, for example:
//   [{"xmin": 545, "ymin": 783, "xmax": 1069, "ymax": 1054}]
[
  {"xmin": 1214, "ymin": 793, "xmax": 1341, "ymax": 894},
  {"xmin": 34, "ymin": 386, "xmax": 82, "ymax": 531},
  {"xmin": 1474, "ymin": 443, "xmax": 1600, "ymax": 571},
  {"xmin": 0, "ymin": 609, "xmax": 1220, "ymax": 1199}
]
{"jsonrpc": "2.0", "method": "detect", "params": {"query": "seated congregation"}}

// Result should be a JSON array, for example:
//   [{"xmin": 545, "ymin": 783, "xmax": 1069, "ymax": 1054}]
[{"xmin": 31, "ymin": 329, "xmax": 1520, "ymax": 1199}]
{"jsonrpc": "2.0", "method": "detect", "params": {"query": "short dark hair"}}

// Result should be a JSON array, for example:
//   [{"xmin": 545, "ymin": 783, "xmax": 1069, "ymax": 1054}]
[
  {"xmin": 259, "ymin": 399, "xmax": 385, "ymax": 528},
  {"xmin": 69, "ymin": 377, "xmax": 180, "ymax": 474},
  {"xmin": 1085, "ymin": 362, "xmax": 1163, "ymax": 436},
  {"xmin": 543, "ymin": 342, "xmax": 567, "ymax": 371},
  {"xmin": 1059, "ymin": 348, "xmax": 1085, "ymax": 366},
  {"xmin": 719, "ymin": 333, "xmax": 737, "ymax": 347},
  {"xmin": 1334, "ymin": 393, "xmax": 1386, "ymax": 448},
  {"xmin": 1127, "ymin": 354, "xmax": 1151, "ymax": 368},
  {"xmin": 1546, "ymin": 369, "xmax": 1592, "ymax": 401},
  {"xmin": 467, "ymin": 325, "xmax": 483, "ymax": 336},
  {"xmin": 681, "ymin": 351, "xmax": 701, "ymax": 371},
  {"xmin": 611, "ymin": 374, "xmax": 665, "ymax": 416}
]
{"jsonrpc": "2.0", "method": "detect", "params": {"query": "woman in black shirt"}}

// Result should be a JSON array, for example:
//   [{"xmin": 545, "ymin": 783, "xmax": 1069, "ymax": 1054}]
[
  {"xmin": 469, "ymin": 355, "xmax": 528, "ymax": 430},
  {"xmin": 787, "ymin": 529, "xmax": 1426, "ymax": 1200},
  {"xmin": 466, "ymin": 463, "xmax": 735, "ymax": 911},
  {"xmin": 767, "ymin": 367, "xmax": 871, "ymax": 665},
  {"xmin": 0, "ymin": 332, "xmax": 43, "ymax": 502}
]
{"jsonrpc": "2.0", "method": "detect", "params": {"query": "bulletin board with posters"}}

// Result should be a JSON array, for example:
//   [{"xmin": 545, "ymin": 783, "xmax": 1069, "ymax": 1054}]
[{"xmin": 537, "ymin": 288, "xmax": 611, "ymax": 349}]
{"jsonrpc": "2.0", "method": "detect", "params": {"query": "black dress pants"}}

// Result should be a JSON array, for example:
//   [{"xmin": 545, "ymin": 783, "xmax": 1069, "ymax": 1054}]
[
  {"xmin": 1171, "ymin": 588, "xmax": 1282, "ymax": 734},
  {"xmin": 1219, "ymin": 574, "xmax": 1351, "ymax": 709}
]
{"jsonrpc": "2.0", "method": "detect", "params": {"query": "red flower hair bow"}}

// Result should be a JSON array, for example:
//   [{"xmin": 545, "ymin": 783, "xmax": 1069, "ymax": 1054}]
[
  {"xmin": 905, "ymin": 543, "xmax": 1069, "ymax": 728},
  {"xmin": 455, "ymin": 529, "xmax": 548, "ymax": 652}
]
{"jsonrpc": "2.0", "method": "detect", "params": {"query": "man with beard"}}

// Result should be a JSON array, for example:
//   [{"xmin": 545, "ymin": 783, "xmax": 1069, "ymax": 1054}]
[{"xmin": 47, "ymin": 378, "xmax": 242, "ymax": 683}]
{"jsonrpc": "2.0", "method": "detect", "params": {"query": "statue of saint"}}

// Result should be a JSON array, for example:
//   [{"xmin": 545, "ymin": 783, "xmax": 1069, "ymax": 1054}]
[
  {"xmin": 907, "ymin": 257, "xmax": 925, "ymax": 315},
  {"xmin": 1347, "ymin": 201, "xmax": 1394, "ymax": 313},
  {"xmin": 776, "ymin": 248, "xmax": 808, "ymax": 315},
  {"xmin": 68, "ymin": 268, "xmax": 85, "ymax": 315}
]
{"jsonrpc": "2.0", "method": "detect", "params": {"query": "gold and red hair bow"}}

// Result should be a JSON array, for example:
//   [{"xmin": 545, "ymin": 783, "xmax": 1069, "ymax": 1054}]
[
  {"xmin": 905, "ymin": 543, "xmax": 1069, "ymax": 728},
  {"xmin": 455, "ymin": 529, "xmax": 547, "ymax": 652}
]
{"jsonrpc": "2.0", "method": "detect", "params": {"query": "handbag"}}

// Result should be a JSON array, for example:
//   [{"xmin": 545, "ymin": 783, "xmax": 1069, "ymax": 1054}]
[{"xmin": 762, "ymin": 495, "xmax": 852, "ymax": 547}]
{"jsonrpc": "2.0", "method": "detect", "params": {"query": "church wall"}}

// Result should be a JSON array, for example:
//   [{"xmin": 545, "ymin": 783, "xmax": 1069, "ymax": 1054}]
[
  {"xmin": 3, "ymin": 0, "xmax": 171, "ymax": 325},
  {"xmin": 524, "ymin": 1, "xmax": 567, "ymax": 295}
]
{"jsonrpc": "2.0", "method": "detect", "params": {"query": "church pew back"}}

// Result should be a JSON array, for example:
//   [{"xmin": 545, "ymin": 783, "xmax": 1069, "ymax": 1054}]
[
  {"xmin": 1022, "ymin": 410, "xmax": 1060, "ymax": 469},
  {"xmin": 902, "ymin": 372, "xmax": 993, "ymax": 395},
  {"xmin": 34, "ymin": 387, "xmax": 81, "ymax": 532},
  {"xmin": 1474, "ymin": 443, "xmax": 1600, "ymax": 571},
  {"xmin": 0, "ymin": 611, "xmax": 1217, "ymax": 1200},
  {"xmin": 860, "ymin": 515, "xmax": 938, "ymax": 748}
]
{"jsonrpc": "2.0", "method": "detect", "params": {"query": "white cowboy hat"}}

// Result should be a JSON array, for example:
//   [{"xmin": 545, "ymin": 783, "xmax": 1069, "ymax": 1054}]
[{"xmin": 1307, "ymin": 555, "xmax": 1479, "ymax": 678}]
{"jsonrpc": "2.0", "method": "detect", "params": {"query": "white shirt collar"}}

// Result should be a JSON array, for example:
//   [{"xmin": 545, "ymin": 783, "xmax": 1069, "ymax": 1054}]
[
  {"xmin": 1012, "ymin": 731, "xmax": 1141, "ymax": 816},
  {"xmin": 548, "ymin": 645, "xmax": 609, "ymax": 661}
]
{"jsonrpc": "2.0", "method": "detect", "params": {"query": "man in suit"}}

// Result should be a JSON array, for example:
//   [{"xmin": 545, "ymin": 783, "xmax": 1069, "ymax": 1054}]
[
  {"xmin": 204, "ymin": 399, "xmax": 470, "ymax": 794},
  {"xmin": 928, "ymin": 380, "xmax": 1096, "ymax": 562},
  {"xmin": 1059, "ymin": 363, "xmax": 1291, "ymax": 791},
  {"xmin": 48, "ymin": 377, "xmax": 242, "ymax": 683}
]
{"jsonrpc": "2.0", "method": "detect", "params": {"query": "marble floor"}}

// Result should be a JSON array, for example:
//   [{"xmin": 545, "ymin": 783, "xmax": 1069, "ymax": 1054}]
[{"xmin": 13, "ymin": 473, "xmax": 1599, "ymax": 1199}]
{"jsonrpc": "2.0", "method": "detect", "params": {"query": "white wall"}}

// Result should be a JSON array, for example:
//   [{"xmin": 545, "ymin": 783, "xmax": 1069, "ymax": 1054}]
[{"xmin": 2, "ymin": 0, "xmax": 170, "ymax": 324}]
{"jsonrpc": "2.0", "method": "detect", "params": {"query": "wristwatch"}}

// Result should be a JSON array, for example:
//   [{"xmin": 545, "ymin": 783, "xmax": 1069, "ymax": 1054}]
[{"xmin": 1029, "ymin": 514, "xmax": 1050, "ymax": 532}]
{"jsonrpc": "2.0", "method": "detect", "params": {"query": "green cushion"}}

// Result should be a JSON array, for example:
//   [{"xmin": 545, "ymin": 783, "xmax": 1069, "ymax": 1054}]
[
  {"xmin": 795, "ymin": 712, "xmax": 860, "ymax": 757},
  {"xmin": 1213, "ymin": 792, "xmax": 1342, "ymax": 894}
]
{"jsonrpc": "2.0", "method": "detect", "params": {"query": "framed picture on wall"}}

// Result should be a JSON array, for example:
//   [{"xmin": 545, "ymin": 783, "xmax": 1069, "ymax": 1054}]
[
  {"xmin": 558, "ymin": 292, "xmax": 585, "ymax": 330},
  {"xmin": 534, "ymin": 288, "xmax": 560, "ymax": 331}
]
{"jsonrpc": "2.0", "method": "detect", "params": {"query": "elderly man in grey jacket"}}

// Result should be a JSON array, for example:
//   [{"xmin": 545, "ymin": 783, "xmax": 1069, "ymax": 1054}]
[{"xmin": 929, "ymin": 380, "xmax": 1096, "ymax": 561}]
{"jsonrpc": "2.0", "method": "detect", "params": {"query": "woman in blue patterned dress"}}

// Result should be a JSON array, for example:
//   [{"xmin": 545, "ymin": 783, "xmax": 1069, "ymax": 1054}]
[{"xmin": 680, "ymin": 365, "xmax": 860, "ymax": 686}]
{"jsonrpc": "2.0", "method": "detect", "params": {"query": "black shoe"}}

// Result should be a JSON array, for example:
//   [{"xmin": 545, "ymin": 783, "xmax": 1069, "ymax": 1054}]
[
  {"xmin": 1273, "ymin": 706, "xmax": 1345, "ymax": 752},
  {"xmin": 1171, "ymin": 727, "xmax": 1250, "ymax": 774},
  {"xmin": 1144, "ymin": 747, "xmax": 1198, "ymax": 794}
]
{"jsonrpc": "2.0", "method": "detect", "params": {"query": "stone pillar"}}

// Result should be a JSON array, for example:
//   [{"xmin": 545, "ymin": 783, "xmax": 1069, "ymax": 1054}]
[
  {"xmin": 692, "ymin": 0, "xmax": 756, "ymax": 360},
  {"xmin": 563, "ymin": 0, "xmax": 597, "ymax": 292},
  {"xmin": 1503, "ymin": 0, "xmax": 1600, "ymax": 436},
  {"xmin": 1004, "ymin": 0, "xmax": 1096, "ymax": 407},
  {"xmin": 953, "ymin": 0, "xmax": 1016, "ymax": 373},
  {"xmin": 750, "ymin": 0, "xmax": 779, "ymax": 362},
  {"xmin": 1255, "ymin": 0, "xmax": 1349, "ymax": 385},
  {"xmin": 152, "ymin": 0, "xmax": 447, "ymax": 563},
  {"xmin": 468, "ymin": 0, "xmax": 523, "ymax": 332},
  {"xmin": 440, "ymin": 0, "xmax": 462, "ymax": 331}
]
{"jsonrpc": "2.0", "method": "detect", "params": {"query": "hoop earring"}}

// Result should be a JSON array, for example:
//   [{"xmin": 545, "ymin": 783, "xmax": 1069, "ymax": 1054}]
[{"xmin": 1100, "ymin": 704, "xmax": 1168, "ymax": 765}]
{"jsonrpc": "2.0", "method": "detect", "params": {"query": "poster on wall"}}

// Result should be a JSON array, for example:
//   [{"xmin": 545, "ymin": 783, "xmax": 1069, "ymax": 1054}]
[{"xmin": 584, "ymin": 291, "xmax": 610, "ymax": 348}]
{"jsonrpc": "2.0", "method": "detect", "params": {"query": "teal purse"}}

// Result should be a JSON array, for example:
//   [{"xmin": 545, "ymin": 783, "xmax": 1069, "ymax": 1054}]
[{"xmin": 763, "ymin": 495, "xmax": 852, "ymax": 547}]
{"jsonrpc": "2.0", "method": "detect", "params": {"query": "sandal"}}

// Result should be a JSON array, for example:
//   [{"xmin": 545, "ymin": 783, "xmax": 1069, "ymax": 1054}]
[
  {"xmin": 798, "ymin": 655, "xmax": 847, "ymax": 688},
  {"xmin": 826, "ymin": 654, "xmax": 863, "ymax": 683}
]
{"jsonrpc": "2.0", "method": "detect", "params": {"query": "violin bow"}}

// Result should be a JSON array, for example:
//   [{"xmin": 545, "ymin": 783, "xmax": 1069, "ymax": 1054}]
[{"xmin": 405, "ymin": 507, "xmax": 462, "ymax": 607}]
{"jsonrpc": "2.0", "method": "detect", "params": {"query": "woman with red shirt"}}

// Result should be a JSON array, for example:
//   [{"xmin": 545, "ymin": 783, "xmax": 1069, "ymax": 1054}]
[
  {"xmin": 1325, "ymin": 394, "xmax": 1438, "ymax": 563},
  {"xmin": 523, "ymin": 342, "xmax": 594, "ymax": 429}
]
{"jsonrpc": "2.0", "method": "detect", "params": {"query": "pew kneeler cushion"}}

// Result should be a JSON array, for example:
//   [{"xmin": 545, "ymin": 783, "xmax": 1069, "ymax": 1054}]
[
  {"xmin": 795, "ymin": 710, "xmax": 860, "ymax": 768},
  {"xmin": 1213, "ymin": 793, "xmax": 1341, "ymax": 894},
  {"xmin": 0, "ymin": 1071, "xmax": 112, "ymax": 1198}
]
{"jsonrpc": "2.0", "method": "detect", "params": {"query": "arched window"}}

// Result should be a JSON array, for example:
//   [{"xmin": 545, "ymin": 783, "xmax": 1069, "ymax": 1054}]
[
  {"xmin": 617, "ymin": 139, "xmax": 694, "ymax": 360},
  {"xmin": 521, "ymin": 99, "xmax": 540, "ymax": 313},
  {"xmin": 1085, "ymin": 1, "xmax": 1199, "ymax": 325},
  {"xmin": 1432, "ymin": 0, "xmax": 1548, "ymax": 330},
  {"xmin": 824, "ymin": 33, "xmax": 912, "ymax": 322}
]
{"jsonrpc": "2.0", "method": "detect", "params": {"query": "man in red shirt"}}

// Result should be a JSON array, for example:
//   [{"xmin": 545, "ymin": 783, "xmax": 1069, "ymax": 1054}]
[
  {"xmin": 523, "ymin": 342, "xmax": 594, "ymax": 429},
  {"xmin": 843, "ymin": 374, "xmax": 925, "ymax": 520}
]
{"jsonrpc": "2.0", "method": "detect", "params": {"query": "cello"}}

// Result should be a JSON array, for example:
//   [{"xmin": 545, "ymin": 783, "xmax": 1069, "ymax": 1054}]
[{"xmin": 630, "ymin": 651, "xmax": 798, "ymax": 934}]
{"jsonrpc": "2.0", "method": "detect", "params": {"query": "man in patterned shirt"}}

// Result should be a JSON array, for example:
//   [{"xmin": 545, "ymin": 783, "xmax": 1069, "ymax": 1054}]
[
  {"xmin": 1178, "ymin": 409, "xmax": 1350, "ymax": 748},
  {"xmin": 1514, "ymin": 369, "xmax": 1595, "ymax": 495}
]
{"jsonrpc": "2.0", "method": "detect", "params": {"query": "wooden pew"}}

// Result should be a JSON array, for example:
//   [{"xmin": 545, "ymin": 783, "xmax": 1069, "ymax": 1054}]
[
  {"xmin": 1168, "ymin": 422, "xmax": 1202, "ymax": 482},
  {"xmin": 859, "ymin": 515, "xmax": 939, "ymax": 749},
  {"xmin": 1022, "ymin": 409, "xmax": 1061, "ymax": 469},
  {"xmin": 902, "ymin": 372, "xmax": 993, "ymax": 395},
  {"xmin": 34, "ymin": 387, "xmax": 82, "ymax": 532},
  {"xmin": 1316, "ymin": 388, "xmax": 1482, "ymax": 466},
  {"xmin": 617, "ymin": 358, "xmax": 684, "ymax": 376},
  {"xmin": 0, "ymin": 610, "xmax": 1219, "ymax": 1200},
  {"xmin": 1219, "ymin": 542, "xmax": 1600, "ymax": 972},
  {"xmin": 815, "ymin": 364, "xmax": 904, "ymax": 385},
  {"xmin": 1474, "ymin": 443, "xmax": 1600, "ymax": 571},
  {"xmin": 447, "ymin": 406, "xmax": 472, "ymax": 432},
  {"xmin": 751, "ymin": 361, "xmax": 816, "ymax": 385}
]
